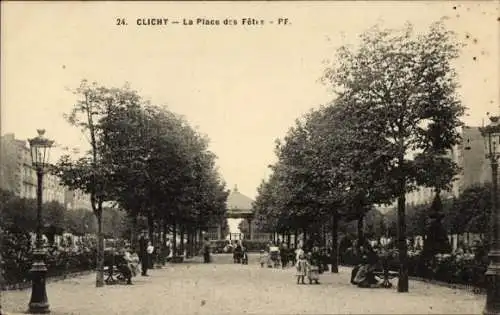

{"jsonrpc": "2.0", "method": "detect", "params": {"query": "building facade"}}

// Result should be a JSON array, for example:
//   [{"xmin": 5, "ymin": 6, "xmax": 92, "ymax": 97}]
[
  {"xmin": 64, "ymin": 189, "xmax": 92, "ymax": 211},
  {"xmin": 376, "ymin": 126, "xmax": 492, "ymax": 212},
  {"xmin": 404, "ymin": 126, "xmax": 491, "ymax": 207},
  {"xmin": 1, "ymin": 133, "xmax": 90, "ymax": 210}
]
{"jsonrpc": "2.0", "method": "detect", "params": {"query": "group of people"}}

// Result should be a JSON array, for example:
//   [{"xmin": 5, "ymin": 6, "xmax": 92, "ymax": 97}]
[
  {"xmin": 255, "ymin": 241, "xmax": 327, "ymax": 285},
  {"xmin": 232, "ymin": 241, "xmax": 249, "ymax": 264},
  {"xmin": 106, "ymin": 233, "xmax": 156, "ymax": 285},
  {"xmin": 293, "ymin": 245, "xmax": 324, "ymax": 284},
  {"xmin": 349, "ymin": 241, "xmax": 383, "ymax": 288}
]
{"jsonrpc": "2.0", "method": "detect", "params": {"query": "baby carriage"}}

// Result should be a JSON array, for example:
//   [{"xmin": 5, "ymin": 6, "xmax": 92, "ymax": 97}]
[
  {"xmin": 268, "ymin": 246, "xmax": 281, "ymax": 268},
  {"xmin": 307, "ymin": 264, "xmax": 320, "ymax": 284}
]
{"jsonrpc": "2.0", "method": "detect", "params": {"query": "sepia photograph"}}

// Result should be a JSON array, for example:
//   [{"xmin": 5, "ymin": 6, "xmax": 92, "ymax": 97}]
[{"xmin": 0, "ymin": 1, "xmax": 499, "ymax": 314}]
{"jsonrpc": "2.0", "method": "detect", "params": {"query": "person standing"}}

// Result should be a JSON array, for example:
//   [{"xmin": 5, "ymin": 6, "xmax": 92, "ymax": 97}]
[
  {"xmin": 280, "ymin": 242, "xmax": 289, "ymax": 268},
  {"xmin": 139, "ymin": 232, "xmax": 149, "ymax": 276},
  {"xmin": 295, "ymin": 253, "xmax": 308, "ymax": 285},
  {"xmin": 147, "ymin": 241, "xmax": 155, "ymax": 269},
  {"xmin": 233, "ymin": 241, "xmax": 242, "ymax": 263},
  {"xmin": 202, "ymin": 237, "xmax": 211, "ymax": 263},
  {"xmin": 165, "ymin": 238, "xmax": 172, "ymax": 261}
]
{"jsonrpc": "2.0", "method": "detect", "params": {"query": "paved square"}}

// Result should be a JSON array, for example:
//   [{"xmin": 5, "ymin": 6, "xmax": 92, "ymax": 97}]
[{"xmin": 1, "ymin": 254, "xmax": 485, "ymax": 315}]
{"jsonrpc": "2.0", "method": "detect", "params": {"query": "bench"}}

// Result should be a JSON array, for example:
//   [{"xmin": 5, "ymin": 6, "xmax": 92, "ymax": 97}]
[
  {"xmin": 373, "ymin": 270, "xmax": 399, "ymax": 288},
  {"xmin": 104, "ymin": 265, "xmax": 126, "ymax": 285}
]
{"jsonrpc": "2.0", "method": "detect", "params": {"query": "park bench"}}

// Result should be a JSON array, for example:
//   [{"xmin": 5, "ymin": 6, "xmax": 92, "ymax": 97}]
[
  {"xmin": 104, "ymin": 264, "xmax": 127, "ymax": 284},
  {"xmin": 373, "ymin": 269, "xmax": 399, "ymax": 288},
  {"xmin": 103, "ymin": 252, "xmax": 128, "ymax": 285}
]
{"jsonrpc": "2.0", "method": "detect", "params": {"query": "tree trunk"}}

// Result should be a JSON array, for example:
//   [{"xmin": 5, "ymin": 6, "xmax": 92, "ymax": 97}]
[
  {"xmin": 303, "ymin": 228, "xmax": 307, "ymax": 248},
  {"xmin": 198, "ymin": 229, "xmax": 203, "ymax": 253},
  {"xmin": 357, "ymin": 214, "xmax": 364, "ymax": 246},
  {"xmin": 193, "ymin": 229, "xmax": 198, "ymax": 254},
  {"xmin": 286, "ymin": 231, "xmax": 291, "ymax": 248},
  {"xmin": 180, "ymin": 224, "xmax": 185, "ymax": 256},
  {"xmin": 162, "ymin": 220, "xmax": 168, "ymax": 245},
  {"xmin": 323, "ymin": 224, "xmax": 327, "ymax": 246},
  {"xmin": 189, "ymin": 229, "xmax": 194, "ymax": 257},
  {"xmin": 130, "ymin": 214, "xmax": 138, "ymax": 248},
  {"xmin": 397, "ymin": 178, "xmax": 409, "ymax": 293},
  {"xmin": 190, "ymin": 229, "xmax": 196, "ymax": 257},
  {"xmin": 172, "ymin": 221, "xmax": 177, "ymax": 257},
  {"xmin": 294, "ymin": 229, "xmax": 298, "ymax": 248},
  {"xmin": 95, "ymin": 204, "xmax": 104, "ymax": 287},
  {"xmin": 147, "ymin": 212, "xmax": 154, "ymax": 246},
  {"xmin": 331, "ymin": 213, "xmax": 339, "ymax": 273}
]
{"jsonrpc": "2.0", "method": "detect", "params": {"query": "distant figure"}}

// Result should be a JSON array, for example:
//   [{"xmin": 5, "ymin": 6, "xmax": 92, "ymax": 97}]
[
  {"xmin": 233, "ymin": 241, "xmax": 243, "ymax": 263},
  {"xmin": 295, "ymin": 253, "xmax": 308, "ymax": 285},
  {"xmin": 147, "ymin": 241, "xmax": 155, "ymax": 268},
  {"xmin": 280, "ymin": 242, "xmax": 289, "ymax": 268},
  {"xmin": 202, "ymin": 237, "xmax": 211, "ymax": 263},
  {"xmin": 241, "ymin": 244, "xmax": 248, "ymax": 264},
  {"xmin": 259, "ymin": 250, "xmax": 268, "ymax": 268},
  {"xmin": 295, "ymin": 245, "xmax": 305, "ymax": 263},
  {"xmin": 139, "ymin": 233, "xmax": 149, "ymax": 276},
  {"xmin": 165, "ymin": 238, "xmax": 172, "ymax": 260}
]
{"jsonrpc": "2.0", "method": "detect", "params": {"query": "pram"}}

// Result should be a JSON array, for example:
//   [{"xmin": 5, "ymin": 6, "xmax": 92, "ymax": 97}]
[
  {"xmin": 307, "ymin": 264, "xmax": 320, "ymax": 284},
  {"xmin": 268, "ymin": 246, "xmax": 281, "ymax": 268}
]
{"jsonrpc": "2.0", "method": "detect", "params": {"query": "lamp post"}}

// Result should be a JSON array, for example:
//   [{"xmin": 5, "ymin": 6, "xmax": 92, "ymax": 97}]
[
  {"xmin": 27, "ymin": 129, "xmax": 54, "ymax": 314},
  {"xmin": 479, "ymin": 116, "xmax": 500, "ymax": 315}
]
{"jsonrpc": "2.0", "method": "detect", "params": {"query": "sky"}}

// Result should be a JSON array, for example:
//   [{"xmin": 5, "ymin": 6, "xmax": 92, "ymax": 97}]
[{"xmin": 2, "ymin": 1, "xmax": 499, "ymax": 203}]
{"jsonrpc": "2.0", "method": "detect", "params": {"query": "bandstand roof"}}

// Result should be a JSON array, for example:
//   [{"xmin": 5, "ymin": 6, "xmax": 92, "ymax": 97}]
[{"xmin": 226, "ymin": 185, "xmax": 254, "ymax": 218}]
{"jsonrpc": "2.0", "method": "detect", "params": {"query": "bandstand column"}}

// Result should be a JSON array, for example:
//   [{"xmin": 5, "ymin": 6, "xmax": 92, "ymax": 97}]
[
  {"xmin": 247, "ymin": 217, "xmax": 253, "ymax": 240},
  {"xmin": 217, "ymin": 224, "xmax": 222, "ymax": 240}
]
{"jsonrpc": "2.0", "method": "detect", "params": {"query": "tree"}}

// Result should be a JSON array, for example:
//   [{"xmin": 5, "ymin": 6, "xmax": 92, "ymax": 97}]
[
  {"xmin": 448, "ymin": 184, "xmax": 492, "ymax": 235},
  {"xmin": 64, "ymin": 208, "xmax": 96, "ymax": 235},
  {"xmin": 0, "ymin": 190, "xmax": 37, "ymax": 232},
  {"xmin": 53, "ymin": 80, "xmax": 117, "ymax": 287},
  {"xmin": 322, "ymin": 21, "xmax": 465, "ymax": 292}
]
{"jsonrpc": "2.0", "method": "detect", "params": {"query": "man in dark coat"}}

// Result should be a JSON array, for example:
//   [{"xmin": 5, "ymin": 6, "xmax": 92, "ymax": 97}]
[
  {"xmin": 139, "ymin": 232, "xmax": 149, "ymax": 276},
  {"xmin": 202, "ymin": 237, "xmax": 211, "ymax": 263},
  {"xmin": 233, "ymin": 241, "xmax": 242, "ymax": 263}
]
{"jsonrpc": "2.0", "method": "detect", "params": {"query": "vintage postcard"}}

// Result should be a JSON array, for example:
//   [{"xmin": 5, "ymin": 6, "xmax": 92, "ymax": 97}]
[{"xmin": 1, "ymin": 1, "xmax": 499, "ymax": 314}]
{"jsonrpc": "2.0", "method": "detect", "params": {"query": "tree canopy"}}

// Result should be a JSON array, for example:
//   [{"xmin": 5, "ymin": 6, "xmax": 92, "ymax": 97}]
[{"xmin": 253, "ymin": 21, "xmax": 465, "ymax": 290}]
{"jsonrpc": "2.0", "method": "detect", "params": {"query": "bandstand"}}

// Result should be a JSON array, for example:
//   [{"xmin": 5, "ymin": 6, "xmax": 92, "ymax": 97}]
[{"xmin": 216, "ymin": 185, "xmax": 255, "ymax": 240}]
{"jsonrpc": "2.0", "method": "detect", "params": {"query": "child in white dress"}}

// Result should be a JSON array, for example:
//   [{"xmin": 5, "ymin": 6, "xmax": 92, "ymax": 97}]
[{"xmin": 295, "ymin": 253, "xmax": 308, "ymax": 284}]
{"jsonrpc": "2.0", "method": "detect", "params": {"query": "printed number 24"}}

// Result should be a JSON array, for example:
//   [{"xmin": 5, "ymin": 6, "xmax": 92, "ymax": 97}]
[{"xmin": 116, "ymin": 18, "xmax": 127, "ymax": 26}]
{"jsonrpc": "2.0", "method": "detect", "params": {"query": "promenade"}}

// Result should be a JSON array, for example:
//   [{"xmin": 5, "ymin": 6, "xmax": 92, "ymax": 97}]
[{"xmin": 1, "ymin": 254, "xmax": 485, "ymax": 315}]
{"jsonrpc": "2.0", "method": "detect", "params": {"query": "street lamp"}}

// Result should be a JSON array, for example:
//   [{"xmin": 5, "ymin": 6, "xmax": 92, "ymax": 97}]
[
  {"xmin": 479, "ymin": 116, "xmax": 500, "ymax": 315},
  {"xmin": 27, "ymin": 129, "xmax": 54, "ymax": 314}
]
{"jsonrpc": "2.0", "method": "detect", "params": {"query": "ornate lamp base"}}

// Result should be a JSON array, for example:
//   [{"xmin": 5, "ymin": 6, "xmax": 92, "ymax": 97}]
[
  {"xmin": 28, "ymin": 248, "xmax": 50, "ymax": 314},
  {"xmin": 483, "ymin": 250, "xmax": 500, "ymax": 315}
]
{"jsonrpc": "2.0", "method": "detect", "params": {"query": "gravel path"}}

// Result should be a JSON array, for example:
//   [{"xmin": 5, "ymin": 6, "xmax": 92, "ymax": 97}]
[{"xmin": 1, "ymin": 254, "xmax": 485, "ymax": 315}]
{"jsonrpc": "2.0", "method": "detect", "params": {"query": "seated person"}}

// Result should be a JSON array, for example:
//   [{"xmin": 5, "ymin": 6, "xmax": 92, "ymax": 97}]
[
  {"xmin": 352, "ymin": 243, "xmax": 379, "ymax": 288},
  {"xmin": 124, "ymin": 246, "xmax": 141, "ymax": 277},
  {"xmin": 116, "ymin": 248, "xmax": 133, "ymax": 285}
]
